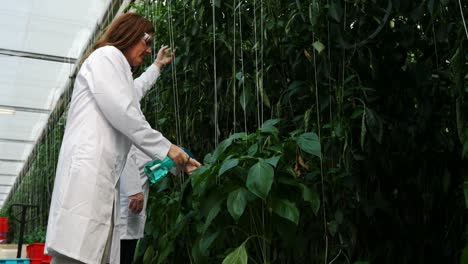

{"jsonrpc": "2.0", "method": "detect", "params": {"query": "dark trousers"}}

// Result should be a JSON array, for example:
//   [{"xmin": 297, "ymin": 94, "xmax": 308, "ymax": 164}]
[{"xmin": 120, "ymin": 239, "xmax": 138, "ymax": 264}]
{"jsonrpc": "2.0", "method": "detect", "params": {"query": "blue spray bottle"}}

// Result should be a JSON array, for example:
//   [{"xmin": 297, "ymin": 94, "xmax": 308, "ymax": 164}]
[{"xmin": 144, "ymin": 147, "xmax": 194, "ymax": 184}]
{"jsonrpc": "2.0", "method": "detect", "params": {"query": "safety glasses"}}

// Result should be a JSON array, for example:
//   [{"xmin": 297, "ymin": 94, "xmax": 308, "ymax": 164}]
[{"xmin": 142, "ymin": 32, "xmax": 153, "ymax": 48}]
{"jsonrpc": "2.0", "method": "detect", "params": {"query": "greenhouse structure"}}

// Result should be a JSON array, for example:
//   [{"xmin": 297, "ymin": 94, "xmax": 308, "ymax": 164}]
[{"xmin": 0, "ymin": 0, "xmax": 467, "ymax": 263}]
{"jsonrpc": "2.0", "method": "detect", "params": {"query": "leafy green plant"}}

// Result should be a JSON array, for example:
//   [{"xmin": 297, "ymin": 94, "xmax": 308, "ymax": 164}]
[
  {"xmin": 23, "ymin": 228, "xmax": 47, "ymax": 244},
  {"xmin": 137, "ymin": 119, "xmax": 323, "ymax": 263}
]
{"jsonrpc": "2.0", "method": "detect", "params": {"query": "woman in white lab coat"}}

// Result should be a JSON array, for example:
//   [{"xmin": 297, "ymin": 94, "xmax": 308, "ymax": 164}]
[
  {"xmin": 45, "ymin": 13, "xmax": 200, "ymax": 264},
  {"xmin": 119, "ymin": 146, "xmax": 151, "ymax": 264}
]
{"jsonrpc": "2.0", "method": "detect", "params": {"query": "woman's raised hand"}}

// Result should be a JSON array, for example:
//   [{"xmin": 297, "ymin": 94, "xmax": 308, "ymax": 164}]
[{"xmin": 154, "ymin": 45, "xmax": 174, "ymax": 68}]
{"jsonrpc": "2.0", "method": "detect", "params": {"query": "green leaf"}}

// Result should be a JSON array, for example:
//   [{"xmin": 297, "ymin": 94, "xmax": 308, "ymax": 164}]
[
  {"xmin": 312, "ymin": 41, "xmax": 325, "ymax": 54},
  {"xmin": 263, "ymin": 118, "xmax": 281, "ymax": 126},
  {"xmin": 297, "ymin": 132, "xmax": 321, "ymax": 158},
  {"xmin": 222, "ymin": 242, "xmax": 248, "ymax": 264},
  {"xmin": 191, "ymin": 165, "xmax": 211, "ymax": 190},
  {"xmin": 365, "ymin": 108, "xmax": 383, "ymax": 143},
  {"xmin": 143, "ymin": 245, "xmax": 155, "ymax": 264},
  {"xmin": 211, "ymin": 140, "xmax": 230, "ymax": 161},
  {"xmin": 156, "ymin": 239, "xmax": 175, "ymax": 264},
  {"xmin": 360, "ymin": 110, "xmax": 367, "ymax": 150},
  {"xmin": 246, "ymin": 159, "xmax": 274, "ymax": 200},
  {"xmin": 427, "ymin": 0, "xmax": 435, "ymax": 15},
  {"xmin": 235, "ymin": 71, "xmax": 244, "ymax": 81},
  {"xmin": 265, "ymin": 155, "xmax": 281, "ymax": 167},
  {"xmin": 259, "ymin": 118, "xmax": 281, "ymax": 134},
  {"xmin": 202, "ymin": 199, "xmax": 222, "ymax": 233},
  {"xmin": 328, "ymin": 0, "xmax": 342, "ymax": 22},
  {"xmin": 300, "ymin": 184, "xmax": 320, "ymax": 215},
  {"xmin": 335, "ymin": 210, "xmax": 343, "ymax": 224},
  {"xmin": 248, "ymin": 144, "xmax": 258, "ymax": 156},
  {"xmin": 240, "ymin": 89, "xmax": 251, "ymax": 112},
  {"xmin": 228, "ymin": 132, "xmax": 249, "ymax": 142},
  {"xmin": 272, "ymin": 198, "xmax": 300, "ymax": 225},
  {"xmin": 462, "ymin": 140, "xmax": 468, "ymax": 159},
  {"xmin": 227, "ymin": 188, "xmax": 248, "ymax": 221},
  {"xmin": 464, "ymin": 181, "xmax": 468, "ymax": 208},
  {"xmin": 328, "ymin": 220, "xmax": 338, "ymax": 236},
  {"xmin": 199, "ymin": 231, "xmax": 220, "ymax": 253},
  {"xmin": 219, "ymin": 158, "xmax": 239, "ymax": 176},
  {"xmin": 309, "ymin": 0, "xmax": 319, "ymax": 27}
]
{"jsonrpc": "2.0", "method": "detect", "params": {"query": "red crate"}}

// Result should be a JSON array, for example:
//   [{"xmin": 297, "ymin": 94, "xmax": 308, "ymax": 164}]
[{"xmin": 26, "ymin": 243, "xmax": 52, "ymax": 263}]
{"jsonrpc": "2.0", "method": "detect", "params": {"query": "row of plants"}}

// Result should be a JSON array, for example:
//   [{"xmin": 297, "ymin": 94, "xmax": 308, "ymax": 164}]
[
  {"xmin": 1, "ymin": 113, "xmax": 66, "ymax": 243},
  {"xmin": 131, "ymin": 0, "xmax": 468, "ymax": 263}
]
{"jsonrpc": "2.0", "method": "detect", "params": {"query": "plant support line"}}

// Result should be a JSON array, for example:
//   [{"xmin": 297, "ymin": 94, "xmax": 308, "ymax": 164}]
[
  {"xmin": 213, "ymin": 0, "xmax": 219, "ymax": 146},
  {"xmin": 459, "ymin": 0, "xmax": 468, "ymax": 40}
]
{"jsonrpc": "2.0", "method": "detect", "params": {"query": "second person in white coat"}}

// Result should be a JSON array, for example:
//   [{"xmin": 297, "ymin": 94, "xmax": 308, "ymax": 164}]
[{"xmin": 119, "ymin": 146, "xmax": 151, "ymax": 264}]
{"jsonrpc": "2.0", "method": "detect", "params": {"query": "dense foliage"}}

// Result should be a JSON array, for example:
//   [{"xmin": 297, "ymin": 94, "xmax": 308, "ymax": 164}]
[{"xmin": 132, "ymin": 0, "xmax": 468, "ymax": 263}]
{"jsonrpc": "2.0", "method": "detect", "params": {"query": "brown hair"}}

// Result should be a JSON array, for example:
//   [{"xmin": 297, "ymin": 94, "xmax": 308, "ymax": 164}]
[{"xmin": 87, "ymin": 12, "xmax": 154, "ymax": 58}]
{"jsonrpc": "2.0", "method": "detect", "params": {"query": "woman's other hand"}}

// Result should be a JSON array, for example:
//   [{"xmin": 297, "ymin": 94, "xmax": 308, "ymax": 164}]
[
  {"xmin": 154, "ymin": 45, "xmax": 174, "ymax": 68},
  {"xmin": 128, "ymin": 192, "xmax": 144, "ymax": 214}
]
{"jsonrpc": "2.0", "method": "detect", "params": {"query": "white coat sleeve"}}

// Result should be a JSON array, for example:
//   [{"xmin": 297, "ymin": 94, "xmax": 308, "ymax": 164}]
[
  {"xmin": 133, "ymin": 146, "xmax": 152, "ymax": 186},
  {"xmin": 133, "ymin": 64, "xmax": 161, "ymax": 101},
  {"xmin": 87, "ymin": 48, "xmax": 171, "ymax": 160},
  {"xmin": 121, "ymin": 149, "xmax": 144, "ymax": 196}
]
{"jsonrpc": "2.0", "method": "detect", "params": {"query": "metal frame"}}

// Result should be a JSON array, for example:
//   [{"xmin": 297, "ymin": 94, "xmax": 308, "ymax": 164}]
[
  {"xmin": 0, "ymin": 104, "xmax": 50, "ymax": 114},
  {"xmin": 0, "ymin": 138, "xmax": 35, "ymax": 144},
  {"xmin": 0, "ymin": 48, "xmax": 77, "ymax": 64}
]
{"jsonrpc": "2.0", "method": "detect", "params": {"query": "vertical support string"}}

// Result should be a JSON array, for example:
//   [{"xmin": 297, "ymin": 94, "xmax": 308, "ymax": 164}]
[
  {"xmin": 168, "ymin": 0, "xmax": 182, "ymax": 146},
  {"xmin": 253, "ymin": 0, "xmax": 260, "ymax": 128},
  {"xmin": 212, "ymin": 0, "xmax": 219, "ymax": 147},
  {"xmin": 232, "ymin": 0, "xmax": 237, "ymax": 133},
  {"xmin": 260, "ymin": 0, "xmax": 264, "ymax": 124},
  {"xmin": 239, "ymin": 3, "xmax": 247, "ymax": 133}
]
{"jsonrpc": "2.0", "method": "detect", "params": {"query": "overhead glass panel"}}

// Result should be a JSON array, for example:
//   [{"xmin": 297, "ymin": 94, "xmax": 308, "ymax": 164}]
[
  {"xmin": 0, "ymin": 186, "xmax": 11, "ymax": 194},
  {"xmin": 0, "ymin": 176, "xmax": 17, "ymax": 186},
  {"xmin": 0, "ymin": 0, "xmax": 116, "ymax": 206},
  {"xmin": 0, "ymin": 0, "xmax": 111, "ymax": 59},
  {"xmin": 0, "ymin": 112, "xmax": 48, "ymax": 141},
  {"xmin": 0, "ymin": 194, "xmax": 8, "ymax": 203},
  {"xmin": 0, "ymin": 161, "xmax": 23, "ymax": 175},
  {"xmin": 0, "ymin": 56, "xmax": 72, "ymax": 110},
  {"xmin": 0, "ymin": 142, "xmax": 33, "ymax": 161}
]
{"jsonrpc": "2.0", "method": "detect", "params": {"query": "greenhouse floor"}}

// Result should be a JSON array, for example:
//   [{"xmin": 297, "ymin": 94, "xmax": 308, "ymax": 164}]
[{"xmin": 0, "ymin": 245, "xmax": 27, "ymax": 258}]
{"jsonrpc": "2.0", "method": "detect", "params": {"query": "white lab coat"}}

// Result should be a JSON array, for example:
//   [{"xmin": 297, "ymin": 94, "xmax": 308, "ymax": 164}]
[
  {"xmin": 45, "ymin": 45, "xmax": 171, "ymax": 264},
  {"xmin": 119, "ymin": 146, "xmax": 152, "ymax": 239}
]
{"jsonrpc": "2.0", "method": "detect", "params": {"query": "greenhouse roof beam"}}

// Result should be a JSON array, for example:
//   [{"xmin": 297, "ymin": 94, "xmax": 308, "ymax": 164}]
[
  {"xmin": 0, "ymin": 48, "xmax": 77, "ymax": 64},
  {"xmin": 0, "ymin": 174, "xmax": 16, "ymax": 177},
  {"xmin": 0, "ymin": 105, "xmax": 51, "ymax": 114},
  {"xmin": 0, "ymin": 138, "xmax": 35, "ymax": 144},
  {"xmin": 0, "ymin": 159, "xmax": 25, "ymax": 163},
  {"xmin": 0, "ymin": 184, "xmax": 12, "ymax": 187}
]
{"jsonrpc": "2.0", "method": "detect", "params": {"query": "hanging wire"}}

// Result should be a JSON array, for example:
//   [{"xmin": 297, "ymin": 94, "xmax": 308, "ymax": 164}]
[
  {"xmin": 183, "ymin": 0, "xmax": 189, "ymax": 139},
  {"xmin": 168, "ymin": 0, "xmax": 182, "ymax": 146},
  {"xmin": 255, "ymin": 0, "xmax": 266, "ymax": 261},
  {"xmin": 459, "ymin": 0, "xmax": 468, "ymax": 40},
  {"xmin": 326, "ymin": 0, "xmax": 333, "ymax": 164},
  {"xmin": 212, "ymin": 0, "xmax": 219, "ymax": 146},
  {"xmin": 239, "ymin": 3, "xmax": 247, "ymax": 133},
  {"xmin": 153, "ymin": 0, "xmax": 161, "ymax": 129},
  {"xmin": 232, "ymin": 0, "xmax": 237, "ymax": 133},
  {"xmin": 253, "ymin": 0, "xmax": 260, "ymax": 128},
  {"xmin": 260, "ymin": 0, "xmax": 264, "ymax": 124},
  {"xmin": 432, "ymin": 25, "xmax": 439, "ymax": 71}
]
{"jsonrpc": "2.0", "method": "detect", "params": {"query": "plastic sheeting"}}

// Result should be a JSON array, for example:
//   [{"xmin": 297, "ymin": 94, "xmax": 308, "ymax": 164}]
[{"xmin": 0, "ymin": 0, "xmax": 114, "ymax": 206}]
